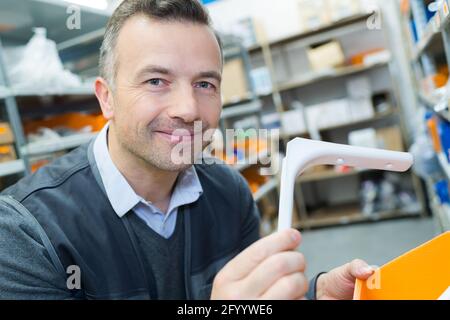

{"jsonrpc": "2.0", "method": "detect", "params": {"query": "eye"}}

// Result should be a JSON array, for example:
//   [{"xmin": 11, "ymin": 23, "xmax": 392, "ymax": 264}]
[
  {"xmin": 195, "ymin": 81, "xmax": 216, "ymax": 90},
  {"xmin": 147, "ymin": 78, "xmax": 166, "ymax": 87}
]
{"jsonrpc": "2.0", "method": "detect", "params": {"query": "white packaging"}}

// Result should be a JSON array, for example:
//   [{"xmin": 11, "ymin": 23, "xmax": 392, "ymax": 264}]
[
  {"xmin": 281, "ymin": 109, "xmax": 306, "ymax": 135},
  {"xmin": 7, "ymin": 28, "xmax": 81, "ymax": 92},
  {"xmin": 306, "ymin": 99, "xmax": 351, "ymax": 129},
  {"xmin": 349, "ymin": 98, "xmax": 374, "ymax": 121},
  {"xmin": 349, "ymin": 128, "xmax": 378, "ymax": 148},
  {"xmin": 328, "ymin": 0, "xmax": 362, "ymax": 22},
  {"xmin": 261, "ymin": 112, "xmax": 281, "ymax": 130},
  {"xmin": 250, "ymin": 67, "xmax": 273, "ymax": 96},
  {"xmin": 347, "ymin": 76, "xmax": 372, "ymax": 99},
  {"xmin": 363, "ymin": 50, "xmax": 391, "ymax": 65}
]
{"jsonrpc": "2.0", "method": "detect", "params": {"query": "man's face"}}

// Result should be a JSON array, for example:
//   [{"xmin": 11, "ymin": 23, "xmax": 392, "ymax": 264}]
[{"xmin": 108, "ymin": 15, "xmax": 222, "ymax": 171}]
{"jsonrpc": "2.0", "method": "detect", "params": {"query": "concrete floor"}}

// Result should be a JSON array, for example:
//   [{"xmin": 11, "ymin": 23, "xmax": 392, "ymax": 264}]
[{"xmin": 299, "ymin": 217, "xmax": 440, "ymax": 278}]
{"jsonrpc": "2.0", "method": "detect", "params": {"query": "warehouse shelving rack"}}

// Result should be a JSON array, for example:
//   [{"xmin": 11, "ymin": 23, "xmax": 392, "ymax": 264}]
[
  {"xmin": 0, "ymin": 0, "xmax": 110, "ymax": 183},
  {"xmin": 239, "ymin": 9, "xmax": 427, "ymax": 230},
  {"xmin": 401, "ymin": 0, "xmax": 450, "ymax": 232}
]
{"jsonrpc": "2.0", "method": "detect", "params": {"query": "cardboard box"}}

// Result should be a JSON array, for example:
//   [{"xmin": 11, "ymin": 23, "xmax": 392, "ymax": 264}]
[
  {"xmin": 354, "ymin": 232, "xmax": 450, "ymax": 300},
  {"xmin": 0, "ymin": 122, "xmax": 15, "ymax": 145},
  {"xmin": 0, "ymin": 144, "xmax": 17, "ymax": 163},
  {"xmin": 307, "ymin": 41, "xmax": 345, "ymax": 72},
  {"xmin": 222, "ymin": 58, "xmax": 250, "ymax": 105},
  {"xmin": 376, "ymin": 126, "xmax": 405, "ymax": 152}
]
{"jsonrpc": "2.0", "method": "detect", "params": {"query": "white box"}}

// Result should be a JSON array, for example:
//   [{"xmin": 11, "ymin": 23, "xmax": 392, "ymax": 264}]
[
  {"xmin": 349, "ymin": 128, "xmax": 378, "ymax": 148},
  {"xmin": 349, "ymin": 98, "xmax": 374, "ymax": 121},
  {"xmin": 327, "ymin": 0, "xmax": 362, "ymax": 22},
  {"xmin": 261, "ymin": 112, "xmax": 281, "ymax": 130},
  {"xmin": 281, "ymin": 109, "xmax": 306, "ymax": 135},
  {"xmin": 298, "ymin": 0, "xmax": 331, "ymax": 31},
  {"xmin": 306, "ymin": 99, "xmax": 351, "ymax": 130},
  {"xmin": 347, "ymin": 76, "xmax": 372, "ymax": 99},
  {"xmin": 250, "ymin": 67, "xmax": 273, "ymax": 96}
]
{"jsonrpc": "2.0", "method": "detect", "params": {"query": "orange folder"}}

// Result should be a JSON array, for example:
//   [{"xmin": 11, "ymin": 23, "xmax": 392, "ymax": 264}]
[{"xmin": 353, "ymin": 232, "xmax": 450, "ymax": 300}]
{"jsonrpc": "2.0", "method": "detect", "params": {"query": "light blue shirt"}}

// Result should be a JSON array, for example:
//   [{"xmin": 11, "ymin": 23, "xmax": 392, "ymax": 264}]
[{"xmin": 93, "ymin": 123, "xmax": 203, "ymax": 239}]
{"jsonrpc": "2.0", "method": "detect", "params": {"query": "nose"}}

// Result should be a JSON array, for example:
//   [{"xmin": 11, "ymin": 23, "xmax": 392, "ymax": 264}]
[{"xmin": 167, "ymin": 84, "xmax": 201, "ymax": 124}]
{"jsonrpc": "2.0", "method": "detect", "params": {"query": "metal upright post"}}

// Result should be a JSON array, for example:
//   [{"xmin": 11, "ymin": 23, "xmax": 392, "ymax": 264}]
[{"xmin": 0, "ymin": 38, "xmax": 30, "ymax": 174}]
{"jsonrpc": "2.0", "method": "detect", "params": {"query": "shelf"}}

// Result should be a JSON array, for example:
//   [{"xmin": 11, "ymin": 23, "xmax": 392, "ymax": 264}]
[
  {"xmin": 247, "ymin": 12, "xmax": 374, "ymax": 53},
  {"xmin": 411, "ymin": 0, "xmax": 450, "ymax": 60},
  {"xmin": 253, "ymin": 178, "xmax": 278, "ymax": 202},
  {"xmin": 21, "ymin": 132, "xmax": 97, "ymax": 156},
  {"xmin": 277, "ymin": 58, "xmax": 390, "ymax": 93},
  {"xmin": 418, "ymin": 91, "xmax": 450, "ymax": 122},
  {"xmin": 11, "ymin": 84, "xmax": 95, "ymax": 97},
  {"xmin": 0, "ymin": 159, "xmax": 26, "ymax": 177},
  {"xmin": 0, "ymin": 0, "xmax": 109, "ymax": 44},
  {"xmin": 0, "ymin": 85, "xmax": 10, "ymax": 99},
  {"xmin": 0, "ymin": 84, "xmax": 95, "ymax": 98},
  {"xmin": 437, "ymin": 152, "xmax": 450, "ymax": 181},
  {"xmin": 317, "ymin": 109, "xmax": 396, "ymax": 132},
  {"xmin": 298, "ymin": 168, "xmax": 371, "ymax": 183},
  {"xmin": 294, "ymin": 203, "xmax": 423, "ymax": 229},
  {"xmin": 233, "ymin": 149, "xmax": 270, "ymax": 172},
  {"xmin": 426, "ymin": 178, "xmax": 450, "ymax": 232},
  {"xmin": 431, "ymin": 194, "xmax": 450, "ymax": 232},
  {"xmin": 228, "ymin": 59, "xmax": 390, "ymax": 107},
  {"xmin": 412, "ymin": 20, "xmax": 441, "ymax": 61},
  {"xmin": 221, "ymin": 100, "xmax": 262, "ymax": 119},
  {"xmin": 281, "ymin": 109, "xmax": 397, "ymax": 139}
]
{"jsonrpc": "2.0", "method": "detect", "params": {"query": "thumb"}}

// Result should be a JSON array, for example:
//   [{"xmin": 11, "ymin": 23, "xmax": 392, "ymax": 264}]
[{"xmin": 345, "ymin": 259, "xmax": 374, "ymax": 281}]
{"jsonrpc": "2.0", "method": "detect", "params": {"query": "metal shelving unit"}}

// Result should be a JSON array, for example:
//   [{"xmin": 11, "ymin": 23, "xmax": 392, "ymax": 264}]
[
  {"xmin": 21, "ymin": 132, "xmax": 97, "ymax": 157},
  {"xmin": 243, "ymin": 6, "xmax": 426, "ymax": 230},
  {"xmin": 402, "ymin": 0, "xmax": 450, "ymax": 232},
  {"xmin": 0, "ymin": 159, "xmax": 26, "ymax": 177},
  {"xmin": 0, "ymin": 38, "xmax": 29, "ymax": 177},
  {"xmin": 0, "ymin": 0, "xmax": 109, "ymax": 181}
]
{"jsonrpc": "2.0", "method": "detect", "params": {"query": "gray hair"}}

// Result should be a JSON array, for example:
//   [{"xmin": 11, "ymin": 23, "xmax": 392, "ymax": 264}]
[{"xmin": 99, "ymin": 0, "xmax": 222, "ymax": 89}]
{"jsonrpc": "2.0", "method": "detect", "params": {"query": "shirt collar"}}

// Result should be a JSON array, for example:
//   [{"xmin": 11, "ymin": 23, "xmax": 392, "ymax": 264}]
[{"xmin": 93, "ymin": 123, "xmax": 203, "ymax": 217}]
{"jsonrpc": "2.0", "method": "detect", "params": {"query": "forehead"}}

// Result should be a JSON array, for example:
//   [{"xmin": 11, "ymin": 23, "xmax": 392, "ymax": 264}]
[{"xmin": 115, "ymin": 15, "xmax": 222, "ymax": 76}]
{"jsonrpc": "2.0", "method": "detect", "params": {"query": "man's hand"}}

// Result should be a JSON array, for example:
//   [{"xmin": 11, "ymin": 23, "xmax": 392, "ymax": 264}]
[
  {"xmin": 211, "ymin": 229, "xmax": 308, "ymax": 300},
  {"xmin": 316, "ymin": 259, "xmax": 375, "ymax": 300}
]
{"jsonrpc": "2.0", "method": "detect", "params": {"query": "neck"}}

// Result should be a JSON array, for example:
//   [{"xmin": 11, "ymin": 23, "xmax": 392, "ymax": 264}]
[{"xmin": 107, "ymin": 124, "xmax": 179, "ymax": 212}]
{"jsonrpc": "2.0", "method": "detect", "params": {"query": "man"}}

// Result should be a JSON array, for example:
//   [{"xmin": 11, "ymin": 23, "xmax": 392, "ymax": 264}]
[{"xmin": 0, "ymin": 0, "xmax": 374, "ymax": 299}]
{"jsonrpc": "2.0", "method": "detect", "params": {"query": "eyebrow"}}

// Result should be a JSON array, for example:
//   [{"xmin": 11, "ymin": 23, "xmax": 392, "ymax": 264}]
[{"xmin": 136, "ymin": 65, "xmax": 221, "ymax": 83}]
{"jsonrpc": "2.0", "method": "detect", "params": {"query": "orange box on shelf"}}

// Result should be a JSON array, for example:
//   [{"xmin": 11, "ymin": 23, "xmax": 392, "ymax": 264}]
[
  {"xmin": 23, "ymin": 112, "xmax": 107, "ymax": 135},
  {"xmin": 0, "ymin": 122, "xmax": 15, "ymax": 145},
  {"xmin": 354, "ymin": 232, "xmax": 450, "ymax": 300},
  {"xmin": 0, "ymin": 144, "xmax": 17, "ymax": 163}
]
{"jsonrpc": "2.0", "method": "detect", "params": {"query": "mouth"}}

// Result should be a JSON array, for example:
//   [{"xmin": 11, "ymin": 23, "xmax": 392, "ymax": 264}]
[{"xmin": 154, "ymin": 130, "xmax": 199, "ymax": 143}]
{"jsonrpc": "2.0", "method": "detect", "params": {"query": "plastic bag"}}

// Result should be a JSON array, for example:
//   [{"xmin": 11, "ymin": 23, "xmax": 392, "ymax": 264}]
[{"xmin": 8, "ymin": 28, "xmax": 81, "ymax": 92}]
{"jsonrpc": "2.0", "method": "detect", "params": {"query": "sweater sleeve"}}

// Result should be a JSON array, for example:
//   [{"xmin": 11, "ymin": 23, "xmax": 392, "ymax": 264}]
[
  {"xmin": 236, "ymin": 172, "xmax": 261, "ymax": 251},
  {"xmin": 0, "ymin": 197, "xmax": 72, "ymax": 299}
]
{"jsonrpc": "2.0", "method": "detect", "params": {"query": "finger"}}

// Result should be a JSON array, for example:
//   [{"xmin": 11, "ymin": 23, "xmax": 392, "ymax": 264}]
[
  {"xmin": 220, "ymin": 229, "xmax": 302, "ymax": 281},
  {"xmin": 241, "ymin": 251, "xmax": 306, "ymax": 296},
  {"xmin": 346, "ymin": 259, "xmax": 374, "ymax": 280},
  {"xmin": 259, "ymin": 272, "xmax": 308, "ymax": 300}
]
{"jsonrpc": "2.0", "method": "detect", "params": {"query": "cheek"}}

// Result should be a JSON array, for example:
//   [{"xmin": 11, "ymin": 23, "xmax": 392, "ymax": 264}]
[
  {"xmin": 116, "ymin": 91, "xmax": 166, "ymax": 127},
  {"xmin": 198, "ymin": 96, "xmax": 222, "ymax": 127}
]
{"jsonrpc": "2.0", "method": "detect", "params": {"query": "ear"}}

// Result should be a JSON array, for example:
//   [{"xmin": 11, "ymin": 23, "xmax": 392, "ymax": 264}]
[{"xmin": 95, "ymin": 77, "xmax": 115, "ymax": 120}]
